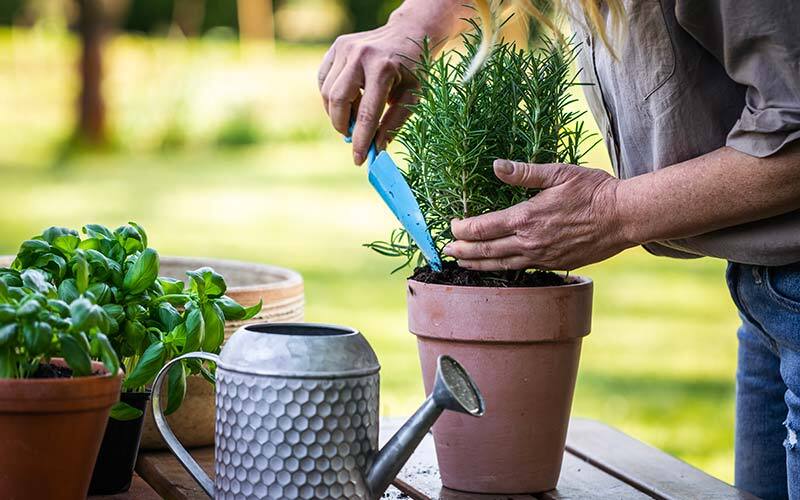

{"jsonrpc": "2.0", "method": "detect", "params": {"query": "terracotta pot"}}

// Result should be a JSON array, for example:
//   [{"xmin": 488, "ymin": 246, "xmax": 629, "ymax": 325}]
[
  {"xmin": 0, "ymin": 359, "xmax": 122, "ymax": 500},
  {"xmin": 139, "ymin": 256, "xmax": 304, "ymax": 449},
  {"xmin": 407, "ymin": 277, "xmax": 592, "ymax": 494}
]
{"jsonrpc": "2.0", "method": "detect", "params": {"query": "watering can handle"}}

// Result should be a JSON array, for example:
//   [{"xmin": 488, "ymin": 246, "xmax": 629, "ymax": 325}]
[{"xmin": 151, "ymin": 352, "xmax": 219, "ymax": 498}]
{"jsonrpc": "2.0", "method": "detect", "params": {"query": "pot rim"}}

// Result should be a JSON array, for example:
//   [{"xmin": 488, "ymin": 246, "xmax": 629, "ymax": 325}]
[
  {"xmin": 407, "ymin": 274, "xmax": 592, "ymax": 294},
  {"xmin": 157, "ymin": 256, "xmax": 303, "ymax": 292},
  {"xmin": 0, "ymin": 255, "xmax": 305, "ymax": 293},
  {"xmin": 0, "ymin": 358, "xmax": 123, "ymax": 412}
]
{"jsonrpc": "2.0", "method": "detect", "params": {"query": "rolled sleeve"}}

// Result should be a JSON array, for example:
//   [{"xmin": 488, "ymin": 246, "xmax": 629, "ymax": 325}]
[{"xmin": 677, "ymin": 0, "xmax": 800, "ymax": 157}]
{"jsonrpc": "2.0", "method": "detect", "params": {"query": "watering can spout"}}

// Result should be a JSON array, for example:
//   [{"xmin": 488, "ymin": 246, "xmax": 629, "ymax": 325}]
[{"xmin": 365, "ymin": 356, "xmax": 484, "ymax": 499}]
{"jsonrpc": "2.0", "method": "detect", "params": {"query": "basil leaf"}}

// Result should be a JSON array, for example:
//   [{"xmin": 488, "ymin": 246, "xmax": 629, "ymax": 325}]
[
  {"xmin": 13, "ymin": 240, "xmax": 51, "ymax": 268},
  {"xmin": 92, "ymin": 332, "xmax": 120, "ymax": 376},
  {"xmin": 241, "ymin": 299, "xmax": 263, "ymax": 321},
  {"xmin": 123, "ymin": 248, "xmax": 159, "ymax": 295},
  {"xmin": 0, "ymin": 324, "xmax": 17, "ymax": 347},
  {"xmin": 83, "ymin": 224, "xmax": 114, "ymax": 240},
  {"xmin": 47, "ymin": 299, "xmax": 70, "ymax": 318},
  {"xmin": 152, "ymin": 294, "xmax": 191, "ymax": 307},
  {"xmin": 215, "ymin": 295, "xmax": 245, "ymax": 320},
  {"xmin": 128, "ymin": 222, "xmax": 148, "ymax": 249},
  {"xmin": 32, "ymin": 253, "xmax": 66, "ymax": 281},
  {"xmin": 165, "ymin": 361, "xmax": 187, "ymax": 415},
  {"xmin": 123, "ymin": 341, "xmax": 166, "ymax": 389},
  {"xmin": 123, "ymin": 320, "xmax": 146, "ymax": 354},
  {"xmin": 23, "ymin": 322, "xmax": 52, "ymax": 355},
  {"xmin": 157, "ymin": 277, "xmax": 185, "ymax": 296},
  {"xmin": 110, "ymin": 401, "xmax": 143, "ymax": 421},
  {"xmin": 21, "ymin": 269, "xmax": 55, "ymax": 296},
  {"xmin": 52, "ymin": 234, "xmax": 80, "ymax": 256},
  {"xmin": 201, "ymin": 302, "xmax": 225, "ymax": 352},
  {"xmin": 183, "ymin": 308, "xmax": 205, "ymax": 353},
  {"xmin": 70, "ymin": 297, "xmax": 110, "ymax": 333},
  {"xmin": 73, "ymin": 253, "xmax": 90, "ymax": 294},
  {"xmin": 0, "ymin": 304, "xmax": 14, "ymax": 323},
  {"xmin": 102, "ymin": 304, "xmax": 125, "ymax": 323},
  {"xmin": 15, "ymin": 299, "xmax": 41, "ymax": 318},
  {"xmin": 42, "ymin": 227, "xmax": 79, "ymax": 245},
  {"xmin": 157, "ymin": 303, "xmax": 182, "ymax": 332},
  {"xmin": 59, "ymin": 333, "xmax": 92, "ymax": 376},
  {"xmin": 58, "ymin": 279, "xmax": 79, "ymax": 303},
  {"xmin": 87, "ymin": 283, "xmax": 112, "ymax": 305},
  {"xmin": 186, "ymin": 267, "xmax": 226, "ymax": 299}
]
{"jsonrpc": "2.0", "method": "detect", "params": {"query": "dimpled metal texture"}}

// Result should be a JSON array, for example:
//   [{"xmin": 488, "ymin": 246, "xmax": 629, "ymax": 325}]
[{"xmin": 215, "ymin": 368, "xmax": 380, "ymax": 499}]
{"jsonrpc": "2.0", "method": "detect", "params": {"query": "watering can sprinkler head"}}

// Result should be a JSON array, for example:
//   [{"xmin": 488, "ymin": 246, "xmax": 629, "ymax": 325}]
[{"xmin": 365, "ymin": 355, "xmax": 484, "ymax": 498}]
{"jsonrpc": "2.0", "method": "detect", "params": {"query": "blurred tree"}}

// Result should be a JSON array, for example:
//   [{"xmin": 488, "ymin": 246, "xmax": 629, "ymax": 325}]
[
  {"xmin": 75, "ymin": 0, "xmax": 107, "ymax": 145},
  {"xmin": 237, "ymin": 0, "xmax": 273, "ymax": 41},
  {"xmin": 0, "ymin": 0, "xmax": 25, "ymax": 24},
  {"xmin": 342, "ymin": 0, "xmax": 400, "ymax": 32}
]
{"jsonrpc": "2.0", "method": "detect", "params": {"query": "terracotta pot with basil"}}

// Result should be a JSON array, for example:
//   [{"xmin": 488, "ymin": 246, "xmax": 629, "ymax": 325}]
[
  {"xmin": 365, "ymin": 34, "xmax": 596, "ymax": 493},
  {"xmin": 3, "ymin": 223, "xmax": 267, "ymax": 494},
  {"xmin": 0, "ymin": 266, "xmax": 123, "ymax": 499}
]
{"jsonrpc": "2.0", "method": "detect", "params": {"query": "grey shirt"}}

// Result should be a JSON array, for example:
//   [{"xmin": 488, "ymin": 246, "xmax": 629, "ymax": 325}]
[{"xmin": 571, "ymin": 0, "xmax": 800, "ymax": 266}]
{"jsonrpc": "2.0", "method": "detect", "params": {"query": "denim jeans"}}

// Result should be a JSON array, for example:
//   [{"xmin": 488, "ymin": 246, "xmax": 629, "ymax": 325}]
[{"xmin": 727, "ymin": 262, "xmax": 800, "ymax": 500}]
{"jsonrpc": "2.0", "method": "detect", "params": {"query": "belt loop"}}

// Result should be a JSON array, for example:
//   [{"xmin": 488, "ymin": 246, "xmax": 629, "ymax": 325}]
[{"xmin": 751, "ymin": 266, "xmax": 763, "ymax": 285}]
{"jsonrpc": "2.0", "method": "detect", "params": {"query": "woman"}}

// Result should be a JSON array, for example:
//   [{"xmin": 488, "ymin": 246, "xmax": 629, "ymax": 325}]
[{"xmin": 317, "ymin": 1, "xmax": 800, "ymax": 498}]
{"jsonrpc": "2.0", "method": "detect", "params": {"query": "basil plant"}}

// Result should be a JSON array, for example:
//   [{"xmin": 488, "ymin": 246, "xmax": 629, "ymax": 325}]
[
  {"xmin": 0, "ymin": 267, "xmax": 119, "ymax": 379},
  {"xmin": 5, "ymin": 223, "xmax": 262, "ymax": 419}
]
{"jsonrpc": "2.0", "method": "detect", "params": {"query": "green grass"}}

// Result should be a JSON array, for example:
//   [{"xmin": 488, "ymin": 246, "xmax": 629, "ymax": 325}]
[{"xmin": 0, "ymin": 27, "xmax": 739, "ymax": 482}]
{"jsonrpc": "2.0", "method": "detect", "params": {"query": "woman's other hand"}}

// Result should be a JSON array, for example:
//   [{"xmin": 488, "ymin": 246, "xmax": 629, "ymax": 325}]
[{"xmin": 444, "ymin": 160, "xmax": 636, "ymax": 271}]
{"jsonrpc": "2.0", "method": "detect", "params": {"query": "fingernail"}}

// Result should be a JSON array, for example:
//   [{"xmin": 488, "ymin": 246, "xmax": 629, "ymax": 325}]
[
  {"xmin": 494, "ymin": 160, "xmax": 514, "ymax": 175},
  {"xmin": 354, "ymin": 151, "xmax": 364, "ymax": 165},
  {"xmin": 458, "ymin": 260, "xmax": 471, "ymax": 269},
  {"xmin": 443, "ymin": 244, "xmax": 453, "ymax": 256}
]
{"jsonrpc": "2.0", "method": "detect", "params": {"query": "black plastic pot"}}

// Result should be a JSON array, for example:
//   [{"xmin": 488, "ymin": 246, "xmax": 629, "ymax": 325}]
[{"xmin": 88, "ymin": 390, "xmax": 151, "ymax": 495}]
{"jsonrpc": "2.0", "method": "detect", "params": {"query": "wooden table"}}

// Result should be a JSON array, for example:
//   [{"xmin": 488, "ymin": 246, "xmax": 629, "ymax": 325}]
[{"xmin": 126, "ymin": 418, "xmax": 756, "ymax": 499}]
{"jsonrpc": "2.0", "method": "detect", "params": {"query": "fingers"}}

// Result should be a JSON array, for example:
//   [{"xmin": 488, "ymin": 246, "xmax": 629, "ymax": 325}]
[
  {"xmin": 494, "ymin": 159, "xmax": 574, "ymax": 189},
  {"xmin": 458, "ymin": 256, "xmax": 533, "ymax": 271},
  {"xmin": 351, "ymin": 67, "xmax": 398, "ymax": 164},
  {"xmin": 375, "ymin": 88, "xmax": 417, "ymax": 150},
  {"xmin": 317, "ymin": 46, "xmax": 336, "ymax": 90},
  {"xmin": 451, "ymin": 204, "xmax": 526, "ymax": 241},
  {"xmin": 323, "ymin": 63, "xmax": 364, "ymax": 135},
  {"xmin": 443, "ymin": 235, "xmax": 520, "ymax": 260}
]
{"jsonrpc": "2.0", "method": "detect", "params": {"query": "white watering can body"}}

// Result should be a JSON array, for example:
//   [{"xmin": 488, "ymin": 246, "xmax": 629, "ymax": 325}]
[{"xmin": 151, "ymin": 323, "xmax": 484, "ymax": 500}]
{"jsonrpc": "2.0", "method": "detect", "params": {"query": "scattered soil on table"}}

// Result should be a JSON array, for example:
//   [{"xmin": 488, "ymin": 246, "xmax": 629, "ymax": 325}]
[
  {"xmin": 31, "ymin": 363, "xmax": 75, "ymax": 379},
  {"xmin": 411, "ymin": 261, "xmax": 568, "ymax": 288}
]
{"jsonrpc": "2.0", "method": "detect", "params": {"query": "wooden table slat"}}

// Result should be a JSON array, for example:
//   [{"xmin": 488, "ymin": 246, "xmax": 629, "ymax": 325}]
[
  {"xmin": 88, "ymin": 474, "xmax": 161, "ymax": 500},
  {"xmin": 565, "ymin": 419, "xmax": 756, "ymax": 500},
  {"xmin": 136, "ymin": 418, "xmax": 752, "ymax": 500}
]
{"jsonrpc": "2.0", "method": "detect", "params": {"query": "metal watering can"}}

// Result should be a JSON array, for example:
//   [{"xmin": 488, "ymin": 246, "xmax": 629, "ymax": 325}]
[{"xmin": 151, "ymin": 323, "xmax": 485, "ymax": 499}]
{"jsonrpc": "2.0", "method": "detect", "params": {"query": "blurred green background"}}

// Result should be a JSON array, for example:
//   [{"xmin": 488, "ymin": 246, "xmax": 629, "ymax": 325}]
[{"xmin": 0, "ymin": 0, "xmax": 737, "ymax": 483}]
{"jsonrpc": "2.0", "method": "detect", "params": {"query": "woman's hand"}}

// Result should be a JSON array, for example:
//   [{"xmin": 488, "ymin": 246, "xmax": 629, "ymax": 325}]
[
  {"xmin": 318, "ymin": 1, "xmax": 470, "ymax": 165},
  {"xmin": 443, "ymin": 160, "xmax": 637, "ymax": 271}
]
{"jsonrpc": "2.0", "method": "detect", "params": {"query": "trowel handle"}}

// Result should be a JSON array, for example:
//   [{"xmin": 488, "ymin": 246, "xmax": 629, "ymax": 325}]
[{"xmin": 152, "ymin": 352, "xmax": 220, "ymax": 498}]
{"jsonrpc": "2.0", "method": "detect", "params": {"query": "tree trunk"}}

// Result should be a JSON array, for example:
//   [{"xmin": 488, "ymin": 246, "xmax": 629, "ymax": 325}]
[
  {"xmin": 76, "ymin": 0, "xmax": 106, "ymax": 145},
  {"xmin": 237, "ymin": 0, "xmax": 274, "ymax": 41}
]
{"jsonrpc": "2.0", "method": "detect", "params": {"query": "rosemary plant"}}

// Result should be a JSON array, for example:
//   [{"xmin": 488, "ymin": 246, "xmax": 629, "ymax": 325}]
[{"xmin": 368, "ymin": 29, "xmax": 596, "ymax": 272}]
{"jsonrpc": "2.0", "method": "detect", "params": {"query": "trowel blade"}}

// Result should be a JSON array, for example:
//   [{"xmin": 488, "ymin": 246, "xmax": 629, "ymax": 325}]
[{"xmin": 368, "ymin": 151, "xmax": 443, "ymax": 271}]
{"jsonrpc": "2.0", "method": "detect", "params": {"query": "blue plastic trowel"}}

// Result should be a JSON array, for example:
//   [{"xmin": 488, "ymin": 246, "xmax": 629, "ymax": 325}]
[{"xmin": 346, "ymin": 124, "xmax": 442, "ymax": 271}]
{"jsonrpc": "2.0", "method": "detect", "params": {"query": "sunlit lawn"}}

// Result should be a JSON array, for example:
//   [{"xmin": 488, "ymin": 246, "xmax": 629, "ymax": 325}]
[{"xmin": 0, "ymin": 28, "xmax": 739, "ymax": 482}]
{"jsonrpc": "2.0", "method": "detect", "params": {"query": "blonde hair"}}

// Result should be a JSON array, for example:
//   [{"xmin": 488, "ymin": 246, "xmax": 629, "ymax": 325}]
[{"xmin": 465, "ymin": 0, "xmax": 625, "ymax": 81}]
